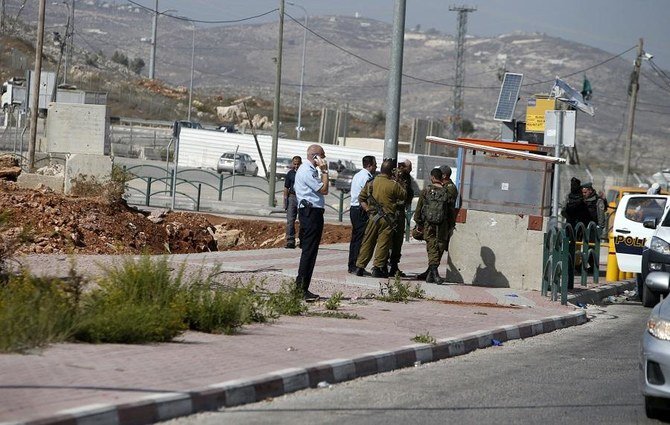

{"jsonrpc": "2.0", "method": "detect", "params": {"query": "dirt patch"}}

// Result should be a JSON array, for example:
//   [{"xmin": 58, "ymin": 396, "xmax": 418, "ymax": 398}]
[{"xmin": 0, "ymin": 181, "xmax": 351, "ymax": 255}]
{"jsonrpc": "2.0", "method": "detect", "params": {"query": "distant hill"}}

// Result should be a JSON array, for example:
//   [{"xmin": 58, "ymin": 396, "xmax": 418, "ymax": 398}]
[{"xmin": 4, "ymin": 1, "xmax": 670, "ymax": 174}]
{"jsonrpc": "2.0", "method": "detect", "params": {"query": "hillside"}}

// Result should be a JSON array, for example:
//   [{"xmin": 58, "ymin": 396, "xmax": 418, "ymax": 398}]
[{"xmin": 2, "ymin": 1, "xmax": 669, "ymax": 174}]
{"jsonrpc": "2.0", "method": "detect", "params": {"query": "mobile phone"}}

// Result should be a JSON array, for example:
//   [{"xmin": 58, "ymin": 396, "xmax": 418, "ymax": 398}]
[{"xmin": 313, "ymin": 154, "xmax": 319, "ymax": 161}]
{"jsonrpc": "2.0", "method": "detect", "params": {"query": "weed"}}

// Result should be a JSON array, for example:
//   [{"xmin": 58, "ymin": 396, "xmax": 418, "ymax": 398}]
[
  {"xmin": 254, "ymin": 280, "xmax": 307, "ymax": 318},
  {"xmin": 69, "ymin": 166, "xmax": 133, "ymax": 205},
  {"xmin": 306, "ymin": 311, "xmax": 361, "ymax": 320},
  {"xmin": 324, "ymin": 291, "xmax": 343, "ymax": 310},
  {"xmin": 411, "ymin": 331, "xmax": 436, "ymax": 344},
  {"xmin": 0, "ymin": 272, "xmax": 77, "ymax": 352},
  {"xmin": 74, "ymin": 256, "xmax": 187, "ymax": 343},
  {"xmin": 378, "ymin": 276, "xmax": 425, "ymax": 303},
  {"xmin": 184, "ymin": 279, "xmax": 253, "ymax": 335}
]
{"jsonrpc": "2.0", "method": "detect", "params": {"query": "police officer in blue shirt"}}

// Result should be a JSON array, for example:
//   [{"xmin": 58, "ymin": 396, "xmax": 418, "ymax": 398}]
[{"xmin": 294, "ymin": 144, "xmax": 329, "ymax": 300}]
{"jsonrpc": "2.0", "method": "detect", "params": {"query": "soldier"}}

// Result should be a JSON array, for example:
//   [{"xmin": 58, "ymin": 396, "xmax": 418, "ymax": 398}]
[
  {"xmin": 388, "ymin": 159, "xmax": 414, "ymax": 277},
  {"xmin": 354, "ymin": 159, "xmax": 407, "ymax": 278},
  {"xmin": 413, "ymin": 167, "xmax": 457, "ymax": 284}
]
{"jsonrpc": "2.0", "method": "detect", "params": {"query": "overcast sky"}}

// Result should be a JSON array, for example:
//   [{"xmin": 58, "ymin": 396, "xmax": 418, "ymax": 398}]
[{"xmin": 131, "ymin": 0, "xmax": 670, "ymax": 69}]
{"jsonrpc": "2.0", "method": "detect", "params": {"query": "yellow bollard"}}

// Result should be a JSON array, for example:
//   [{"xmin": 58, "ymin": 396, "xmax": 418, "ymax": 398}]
[{"xmin": 606, "ymin": 233, "xmax": 620, "ymax": 282}]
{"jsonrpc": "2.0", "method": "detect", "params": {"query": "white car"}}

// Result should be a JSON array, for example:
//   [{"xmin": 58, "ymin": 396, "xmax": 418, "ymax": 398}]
[{"xmin": 640, "ymin": 294, "xmax": 670, "ymax": 418}]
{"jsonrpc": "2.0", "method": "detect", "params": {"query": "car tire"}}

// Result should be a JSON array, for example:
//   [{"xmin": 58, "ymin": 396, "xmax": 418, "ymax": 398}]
[
  {"xmin": 637, "ymin": 273, "xmax": 644, "ymax": 302},
  {"xmin": 645, "ymin": 396, "xmax": 664, "ymax": 419},
  {"xmin": 643, "ymin": 280, "xmax": 661, "ymax": 308},
  {"xmin": 253, "ymin": 168, "xmax": 258, "ymax": 177}
]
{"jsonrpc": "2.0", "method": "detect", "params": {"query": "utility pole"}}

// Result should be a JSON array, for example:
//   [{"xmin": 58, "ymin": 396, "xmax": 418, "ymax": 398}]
[
  {"xmin": 622, "ymin": 38, "xmax": 643, "ymax": 186},
  {"xmin": 28, "ymin": 0, "xmax": 46, "ymax": 172},
  {"xmin": 268, "ymin": 0, "xmax": 284, "ymax": 207},
  {"xmin": 383, "ymin": 0, "xmax": 407, "ymax": 164},
  {"xmin": 64, "ymin": 0, "xmax": 74, "ymax": 84},
  {"xmin": 149, "ymin": 0, "xmax": 158, "ymax": 79},
  {"xmin": 1, "ymin": 0, "xmax": 5, "ymax": 34},
  {"xmin": 449, "ymin": 5, "xmax": 476, "ymax": 140}
]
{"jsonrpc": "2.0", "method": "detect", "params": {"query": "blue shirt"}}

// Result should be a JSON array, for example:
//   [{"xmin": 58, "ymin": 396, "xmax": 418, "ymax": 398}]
[
  {"xmin": 294, "ymin": 162, "xmax": 325, "ymax": 209},
  {"xmin": 350, "ymin": 168, "xmax": 373, "ymax": 207}
]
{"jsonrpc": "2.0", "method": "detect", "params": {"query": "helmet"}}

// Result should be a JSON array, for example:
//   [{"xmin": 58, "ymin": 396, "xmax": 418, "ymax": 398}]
[
  {"xmin": 648, "ymin": 183, "xmax": 661, "ymax": 195},
  {"xmin": 411, "ymin": 226, "xmax": 424, "ymax": 241}
]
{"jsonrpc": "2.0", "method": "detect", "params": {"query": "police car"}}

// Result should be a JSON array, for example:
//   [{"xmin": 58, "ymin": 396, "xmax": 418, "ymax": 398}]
[{"xmin": 613, "ymin": 194, "xmax": 670, "ymax": 307}]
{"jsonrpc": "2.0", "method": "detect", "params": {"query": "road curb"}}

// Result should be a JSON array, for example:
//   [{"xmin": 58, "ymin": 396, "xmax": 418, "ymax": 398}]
[
  {"xmin": 16, "ymin": 310, "xmax": 587, "ymax": 425},
  {"xmin": 567, "ymin": 279, "xmax": 636, "ymax": 306}
]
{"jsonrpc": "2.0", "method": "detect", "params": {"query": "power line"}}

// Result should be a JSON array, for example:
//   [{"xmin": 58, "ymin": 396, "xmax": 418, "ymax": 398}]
[{"xmin": 125, "ymin": 0, "xmax": 278, "ymax": 24}]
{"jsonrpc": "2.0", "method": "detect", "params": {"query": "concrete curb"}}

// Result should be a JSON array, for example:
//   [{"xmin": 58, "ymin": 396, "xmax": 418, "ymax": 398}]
[
  {"xmin": 15, "ymin": 310, "xmax": 587, "ymax": 425},
  {"xmin": 567, "ymin": 279, "xmax": 636, "ymax": 306}
]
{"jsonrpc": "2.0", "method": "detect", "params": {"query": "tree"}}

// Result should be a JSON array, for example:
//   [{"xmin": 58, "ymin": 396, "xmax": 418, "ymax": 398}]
[
  {"xmin": 111, "ymin": 51, "xmax": 128, "ymax": 67},
  {"xmin": 460, "ymin": 119, "xmax": 475, "ymax": 135},
  {"xmin": 129, "ymin": 58, "xmax": 145, "ymax": 75}
]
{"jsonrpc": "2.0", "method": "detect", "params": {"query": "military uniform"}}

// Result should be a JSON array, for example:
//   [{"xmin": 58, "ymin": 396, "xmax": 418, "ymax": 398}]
[
  {"xmin": 389, "ymin": 172, "xmax": 414, "ymax": 275},
  {"xmin": 355, "ymin": 174, "xmax": 406, "ymax": 276},
  {"xmin": 413, "ymin": 179, "xmax": 458, "ymax": 283}
]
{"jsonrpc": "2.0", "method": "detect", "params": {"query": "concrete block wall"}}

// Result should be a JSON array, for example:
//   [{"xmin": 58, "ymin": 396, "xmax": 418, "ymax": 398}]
[
  {"xmin": 447, "ymin": 209, "xmax": 548, "ymax": 291},
  {"xmin": 46, "ymin": 103, "xmax": 110, "ymax": 155},
  {"xmin": 16, "ymin": 173, "xmax": 64, "ymax": 192},
  {"xmin": 64, "ymin": 154, "xmax": 112, "ymax": 194}
]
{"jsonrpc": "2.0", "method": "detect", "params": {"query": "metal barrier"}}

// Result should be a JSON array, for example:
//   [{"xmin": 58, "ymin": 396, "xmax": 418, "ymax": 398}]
[{"xmin": 542, "ymin": 221, "xmax": 600, "ymax": 305}]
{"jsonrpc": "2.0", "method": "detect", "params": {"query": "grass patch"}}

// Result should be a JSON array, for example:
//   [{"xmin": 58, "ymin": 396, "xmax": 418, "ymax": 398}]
[
  {"xmin": 73, "ymin": 256, "xmax": 187, "ymax": 343},
  {"xmin": 0, "ymin": 272, "xmax": 79, "ymax": 352},
  {"xmin": 411, "ymin": 332, "xmax": 436, "ymax": 344},
  {"xmin": 378, "ymin": 277, "xmax": 425, "ymax": 303},
  {"xmin": 184, "ymin": 279, "xmax": 253, "ymax": 335},
  {"xmin": 306, "ymin": 311, "xmax": 361, "ymax": 320},
  {"xmin": 324, "ymin": 291, "xmax": 343, "ymax": 310}
]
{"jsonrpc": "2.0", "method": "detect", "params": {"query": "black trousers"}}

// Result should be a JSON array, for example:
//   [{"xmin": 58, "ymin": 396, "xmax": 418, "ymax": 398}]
[
  {"xmin": 348, "ymin": 206, "xmax": 368, "ymax": 272},
  {"xmin": 296, "ymin": 207, "xmax": 324, "ymax": 291}
]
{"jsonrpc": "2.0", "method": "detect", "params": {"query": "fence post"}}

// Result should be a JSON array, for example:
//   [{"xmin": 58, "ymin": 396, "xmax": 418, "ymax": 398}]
[
  {"xmin": 145, "ymin": 177, "xmax": 152, "ymax": 206},
  {"xmin": 218, "ymin": 174, "xmax": 223, "ymax": 201},
  {"xmin": 196, "ymin": 184, "xmax": 202, "ymax": 211},
  {"xmin": 338, "ymin": 191, "xmax": 344, "ymax": 222}
]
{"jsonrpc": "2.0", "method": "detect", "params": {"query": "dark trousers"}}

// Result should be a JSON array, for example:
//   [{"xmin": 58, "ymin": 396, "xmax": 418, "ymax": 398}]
[
  {"xmin": 348, "ymin": 206, "xmax": 368, "ymax": 272},
  {"xmin": 285, "ymin": 194, "xmax": 299, "ymax": 244},
  {"xmin": 296, "ymin": 207, "xmax": 324, "ymax": 291}
]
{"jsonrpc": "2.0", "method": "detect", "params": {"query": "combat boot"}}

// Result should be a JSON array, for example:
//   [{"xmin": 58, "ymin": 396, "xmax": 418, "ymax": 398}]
[
  {"xmin": 388, "ymin": 263, "xmax": 406, "ymax": 278},
  {"xmin": 425, "ymin": 266, "xmax": 444, "ymax": 284},
  {"xmin": 416, "ymin": 268, "xmax": 430, "ymax": 281},
  {"xmin": 371, "ymin": 266, "xmax": 389, "ymax": 278}
]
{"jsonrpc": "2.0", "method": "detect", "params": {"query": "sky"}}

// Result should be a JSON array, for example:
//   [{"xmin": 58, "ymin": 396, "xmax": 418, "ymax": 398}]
[{"xmin": 130, "ymin": 0, "xmax": 670, "ymax": 69}]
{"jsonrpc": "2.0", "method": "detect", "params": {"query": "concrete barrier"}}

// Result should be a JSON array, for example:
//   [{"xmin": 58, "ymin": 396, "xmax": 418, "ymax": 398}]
[
  {"xmin": 64, "ymin": 154, "xmax": 113, "ymax": 194},
  {"xmin": 16, "ymin": 173, "xmax": 64, "ymax": 193}
]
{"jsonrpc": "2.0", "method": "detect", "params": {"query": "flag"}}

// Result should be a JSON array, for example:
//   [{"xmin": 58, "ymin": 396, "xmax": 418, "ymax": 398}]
[{"xmin": 581, "ymin": 76, "xmax": 593, "ymax": 101}]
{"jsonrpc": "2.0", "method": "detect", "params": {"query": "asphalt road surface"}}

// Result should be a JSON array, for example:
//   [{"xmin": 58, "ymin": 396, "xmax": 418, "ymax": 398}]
[{"xmin": 164, "ymin": 301, "xmax": 668, "ymax": 425}]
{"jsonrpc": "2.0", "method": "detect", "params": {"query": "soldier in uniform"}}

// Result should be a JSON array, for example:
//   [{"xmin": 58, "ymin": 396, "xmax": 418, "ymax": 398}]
[
  {"xmin": 354, "ymin": 159, "xmax": 407, "ymax": 278},
  {"xmin": 388, "ymin": 159, "xmax": 414, "ymax": 277},
  {"xmin": 413, "ymin": 167, "xmax": 457, "ymax": 284}
]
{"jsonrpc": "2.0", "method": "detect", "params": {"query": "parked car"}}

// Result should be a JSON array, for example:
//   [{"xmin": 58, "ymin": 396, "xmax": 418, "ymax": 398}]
[
  {"xmin": 327, "ymin": 159, "xmax": 356, "ymax": 184},
  {"xmin": 275, "ymin": 157, "xmax": 293, "ymax": 180},
  {"xmin": 334, "ymin": 168, "xmax": 357, "ymax": 193},
  {"xmin": 639, "ymin": 293, "xmax": 670, "ymax": 418},
  {"xmin": 641, "ymin": 203, "xmax": 670, "ymax": 307},
  {"xmin": 612, "ymin": 194, "xmax": 670, "ymax": 307},
  {"xmin": 216, "ymin": 152, "xmax": 258, "ymax": 176}
]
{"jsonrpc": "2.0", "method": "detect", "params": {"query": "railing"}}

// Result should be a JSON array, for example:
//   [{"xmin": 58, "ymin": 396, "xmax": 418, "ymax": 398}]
[{"xmin": 542, "ymin": 221, "xmax": 600, "ymax": 305}]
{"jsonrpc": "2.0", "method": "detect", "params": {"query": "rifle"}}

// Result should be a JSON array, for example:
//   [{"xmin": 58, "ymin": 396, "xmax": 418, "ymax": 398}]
[{"xmin": 368, "ymin": 193, "xmax": 397, "ymax": 232}]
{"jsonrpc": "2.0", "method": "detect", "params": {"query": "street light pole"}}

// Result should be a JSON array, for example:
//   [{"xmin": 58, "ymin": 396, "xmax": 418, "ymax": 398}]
[
  {"xmin": 149, "ymin": 0, "xmax": 158, "ymax": 79},
  {"xmin": 288, "ymin": 2, "xmax": 307, "ymax": 140},
  {"xmin": 187, "ymin": 21, "xmax": 195, "ymax": 121}
]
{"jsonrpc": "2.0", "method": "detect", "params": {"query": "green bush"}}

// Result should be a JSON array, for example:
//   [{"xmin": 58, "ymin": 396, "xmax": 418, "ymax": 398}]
[
  {"xmin": 0, "ymin": 273, "xmax": 76, "ymax": 352},
  {"xmin": 325, "ymin": 291, "xmax": 343, "ymax": 310},
  {"xmin": 184, "ymin": 281, "xmax": 253, "ymax": 335},
  {"xmin": 379, "ymin": 277, "xmax": 425, "ymax": 303},
  {"xmin": 258, "ymin": 280, "xmax": 307, "ymax": 318},
  {"xmin": 74, "ymin": 256, "xmax": 187, "ymax": 343}
]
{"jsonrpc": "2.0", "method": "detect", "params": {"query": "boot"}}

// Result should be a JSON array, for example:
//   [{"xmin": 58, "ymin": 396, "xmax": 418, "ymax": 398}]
[
  {"xmin": 416, "ymin": 267, "xmax": 429, "ymax": 281},
  {"xmin": 371, "ymin": 266, "xmax": 389, "ymax": 278},
  {"xmin": 388, "ymin": 263, "xmax": 406, "ymax": 278},
  {"xmin": 426, "ymin": 266, "xmax": 444, "ymax": 284}
]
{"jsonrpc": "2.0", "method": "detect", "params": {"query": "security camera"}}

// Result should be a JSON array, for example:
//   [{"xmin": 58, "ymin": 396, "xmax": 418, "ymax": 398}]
[{"xmin": 643, "ymin": 52, "xmax": 654, "ymax": 60}]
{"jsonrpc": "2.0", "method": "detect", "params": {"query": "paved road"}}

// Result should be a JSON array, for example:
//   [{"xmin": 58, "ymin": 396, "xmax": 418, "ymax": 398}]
[{"xmin": 164, "ymin": 301, "xmax": 660, "ymax": 425}]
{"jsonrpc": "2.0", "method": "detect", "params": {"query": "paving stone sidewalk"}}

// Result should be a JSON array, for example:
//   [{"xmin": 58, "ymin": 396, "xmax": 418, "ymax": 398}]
[{"xmin": 1, "ymin": 242, "xmax": 633, "ymax": 425}]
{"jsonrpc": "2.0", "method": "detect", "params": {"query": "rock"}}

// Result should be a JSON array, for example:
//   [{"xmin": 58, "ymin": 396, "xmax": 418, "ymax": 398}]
[{"xmin": 213, "ymin": 226, "xmax": 243, "ymax": 249}]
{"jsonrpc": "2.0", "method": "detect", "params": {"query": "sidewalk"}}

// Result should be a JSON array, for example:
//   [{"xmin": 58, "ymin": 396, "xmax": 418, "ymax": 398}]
[{"xmin": 1, "ymin": 242, "xmax": 634, "ymax": 425}]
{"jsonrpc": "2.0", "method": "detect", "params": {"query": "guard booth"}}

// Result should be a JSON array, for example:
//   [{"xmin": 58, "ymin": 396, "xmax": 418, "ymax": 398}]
[{"xmin": 427, "ymin": 136, "xmax": 565, "ymax": 290}]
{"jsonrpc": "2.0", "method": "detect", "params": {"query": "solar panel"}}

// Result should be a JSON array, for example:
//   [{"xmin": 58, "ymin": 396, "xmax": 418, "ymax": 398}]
[{"xmin": 493, "ymin": 73, "xmax": 523, "ymax": 122}]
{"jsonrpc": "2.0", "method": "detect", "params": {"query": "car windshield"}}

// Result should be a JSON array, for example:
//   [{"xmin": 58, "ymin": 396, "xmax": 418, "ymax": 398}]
[
  {"xmin": 624, "ymin": 197, "xmax": 667, "ymax": 224},
  {"xmin": 277, "ymin": 158, "xmax": 291, "ymax": 165}
]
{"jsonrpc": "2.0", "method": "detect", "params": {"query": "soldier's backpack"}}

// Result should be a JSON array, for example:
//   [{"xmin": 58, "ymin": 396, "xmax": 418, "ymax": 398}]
[{"xmin": 422, "ymin": 186, "xmax": 449, "ymax": 225}]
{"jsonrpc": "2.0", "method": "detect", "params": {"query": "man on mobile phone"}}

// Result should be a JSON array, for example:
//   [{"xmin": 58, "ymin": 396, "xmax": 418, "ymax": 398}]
[{"xmin": 294, "ymin": 144, "xmax": 329, "ymax": 300}]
